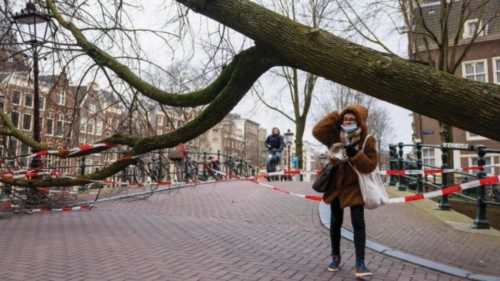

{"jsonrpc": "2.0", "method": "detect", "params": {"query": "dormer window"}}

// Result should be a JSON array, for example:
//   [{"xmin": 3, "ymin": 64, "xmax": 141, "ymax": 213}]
[{"xmin": 463, "ymin": 19, "xmax": 486, "ymax": 39}]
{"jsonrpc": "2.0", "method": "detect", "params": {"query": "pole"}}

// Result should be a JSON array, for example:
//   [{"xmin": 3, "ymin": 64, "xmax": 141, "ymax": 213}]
[
  {"xmin": 415, "ymin": 142, "xmax": 423, "ymax": 193},
  {"xmin": 473, "ymin": 145, "xmax": 490, "ymax": 229},
  {"xmin": 397, "ymin": 142, "xmax": 407, "ymax": 191},
  {"xmin": 30, "ymin": 45, "xmax": 41, "ymax": 170},
  {"xmin": 438, "ymin": 147, "xmax": 450, "ymax": 210}
]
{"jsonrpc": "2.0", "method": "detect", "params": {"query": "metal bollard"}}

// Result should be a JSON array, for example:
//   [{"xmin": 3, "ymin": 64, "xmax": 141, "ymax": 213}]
[
  {"xmin": 389, "ymin": 144, "xmax": 398, "ymax": 186},
  {"xmin": 438, "ymin": 147, "xmax": 450, "ymax": 210},
  {"xmin": 79, "ymin": 156, "xmax": 86, "ymax": 192},
  {"xmin": 415, "ymin": 142, "xmax": 423, "ymax": 193},
  {"xmin": 398, "ymin": 142, "xmax": 407, "ymax": 191},
  {"xmin": 473, "ymin": 145, "xmax": 490, "ymax": 229}
]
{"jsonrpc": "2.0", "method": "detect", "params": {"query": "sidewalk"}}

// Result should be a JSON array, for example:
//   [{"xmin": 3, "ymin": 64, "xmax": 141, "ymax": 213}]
[
  {"xmin": 0, "ymin": 180, "xmax": 468, "ymax": 281},
  {"xmin": 318, "ymin": 184, "xmax": 500, "ymax": 280}
]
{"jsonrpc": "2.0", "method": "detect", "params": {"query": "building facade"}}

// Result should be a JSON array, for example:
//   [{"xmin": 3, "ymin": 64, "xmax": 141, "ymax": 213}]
[{"xmin": 408, "ymin": 0, "xmax": 500, "ymax": 174}]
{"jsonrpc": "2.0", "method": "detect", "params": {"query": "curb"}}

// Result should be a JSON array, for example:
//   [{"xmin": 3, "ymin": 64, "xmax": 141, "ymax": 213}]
[{"xmin": 318, "ymin": 202, "xmax": 500, "ymax": 281}]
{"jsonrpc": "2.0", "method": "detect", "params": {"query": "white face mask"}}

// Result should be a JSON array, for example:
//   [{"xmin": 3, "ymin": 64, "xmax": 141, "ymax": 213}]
[{"xmin": 341, "ymin": 123, "xmax": 358, "ymax": 133}]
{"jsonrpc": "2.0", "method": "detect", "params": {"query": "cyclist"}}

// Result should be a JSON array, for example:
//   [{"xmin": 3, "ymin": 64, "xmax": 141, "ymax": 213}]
[{"xmin": 265, "ymin": 127, "xmax": 285, "ymax": 170}]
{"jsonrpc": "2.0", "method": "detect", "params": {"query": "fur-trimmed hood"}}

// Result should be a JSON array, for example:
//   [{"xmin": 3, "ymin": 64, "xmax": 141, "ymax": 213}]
[{"xmin": 340, "ymin": 104, "xmax": 369, "ymax": 137}]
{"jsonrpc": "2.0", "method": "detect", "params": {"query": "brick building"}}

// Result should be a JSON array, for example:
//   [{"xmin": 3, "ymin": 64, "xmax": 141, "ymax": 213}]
[{"xmin": 407, "ymin": 0, "xmax": 500, "ymax": 174}]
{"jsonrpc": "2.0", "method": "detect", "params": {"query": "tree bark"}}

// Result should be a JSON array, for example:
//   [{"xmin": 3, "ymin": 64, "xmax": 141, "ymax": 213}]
[{"xmin": 178, "ymin": 0, "xmax": 500, "ymax": 141}]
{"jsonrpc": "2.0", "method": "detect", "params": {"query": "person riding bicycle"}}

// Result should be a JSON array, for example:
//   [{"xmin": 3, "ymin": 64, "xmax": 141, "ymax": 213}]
[{"xmin": 265, "ymin": 127, "xmax": 285, "ymax": 167}]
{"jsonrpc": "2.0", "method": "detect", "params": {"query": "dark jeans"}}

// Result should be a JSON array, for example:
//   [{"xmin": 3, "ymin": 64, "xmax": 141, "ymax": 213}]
[{"xmin": 330, "ymin": 197, "xmax": 365, "ymax": 260}]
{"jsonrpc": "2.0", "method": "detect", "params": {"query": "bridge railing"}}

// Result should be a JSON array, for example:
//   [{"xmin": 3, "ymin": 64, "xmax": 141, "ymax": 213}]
[{"xmin": 388, "ymin": 142, "xmax": 499, "ymax": 229}]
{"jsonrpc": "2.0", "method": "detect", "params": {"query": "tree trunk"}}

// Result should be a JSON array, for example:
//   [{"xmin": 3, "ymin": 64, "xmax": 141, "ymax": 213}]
[{"xmin": 178, "ymin": 0, "xmax": 500, "ymax": 141}]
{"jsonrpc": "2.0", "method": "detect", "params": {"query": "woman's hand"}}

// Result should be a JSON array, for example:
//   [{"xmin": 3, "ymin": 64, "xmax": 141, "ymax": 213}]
[{"xmin": 345, "ymin": 144, "xmax": 358, "ymax": 157}]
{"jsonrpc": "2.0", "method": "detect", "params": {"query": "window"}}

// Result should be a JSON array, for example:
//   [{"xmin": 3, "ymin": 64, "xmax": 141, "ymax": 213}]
[
  {"xmin": 95, "ymin": 121, "xmax": 103, "ymax": 135},
  {"xmin": 57, "ymin": 91, "xmax": 66, "ymax": 105},
  {"xmin": 87, "ymin": 119, "xmax": 95, "ymax": 134},
  {"xmin": 463, "ymin": 19, "xmax": 486, "ymax": 39},
  {"xmin": 493, "ymin": 57, "xmax": 500, "ymax": 85},
  {"xmin": 463, "ymin": 60, "xmax": 487, "ymax": 82},
  {"xmin": 465, "ymin": 131, "xmax": 487, "ymax": 141},
  {"xmin": 12, "ymin": 90, "xmax": 21, "ymax": 105},
  {"xmin": 80, "ymin": 117, "xmax": 88, "ymax": 133},
  {"xmin": 21, "ymin": 143, "xmax": 30, "ymax": 156},
  {"xmin": 89, "ymin": 104, "xmax": 96, "ymax": 114},
  {"xmin": 157, "ymin": 129, "xmax": 163, "ymax": 135},
  {"xmin": 46, "ymin": 113, "xmax": 54, "ymax": 135},
  {"xmin": 422, "ymin": 148, "xmax": 436, "ymax": 166},
  {"xmin": 56, "ymin": 115, "xmax": 64, "ymax": 136},
  {"xmin": 157, "ymin": 115, "xmax": 164, "ymax": 126},
  {"xmin": 39, "ymin": 97, "xmax": 45, "ymax": 111},
  {"xmin": 7, "ymin": 138, "xmax": 17, "ymax": 156},
  {"xmin": 25, "ymin": 94, "xmax": 33, "ymax": 107},
  {"xmin": 22, "ymin": 114, "xmax": 32, "ymax": 130},
  {"xmin": 10, "ymin": 112, "xmax": 19, "ymax": 128},
  {"xmin": 471, "ymin": 157, "xmax": 492, "ymax": 174}
]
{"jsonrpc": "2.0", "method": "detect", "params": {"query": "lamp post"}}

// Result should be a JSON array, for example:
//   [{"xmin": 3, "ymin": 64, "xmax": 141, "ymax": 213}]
[
  {"xmin": 284, "ymin": 129, "xmax": 294, "ymax": 176},
  {"xmin": 13, "ymin": 1, "xmax": 52, "ymax": 170}
]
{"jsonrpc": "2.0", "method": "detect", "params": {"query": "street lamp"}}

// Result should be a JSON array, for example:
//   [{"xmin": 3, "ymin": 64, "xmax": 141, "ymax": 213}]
[
  {"xmin": 13, "ymin": 1, "xmax": 52, "ymax": 170},
  {"xmin": 284, "ymin": 129, "xmax": 294, "ymax": 172}
]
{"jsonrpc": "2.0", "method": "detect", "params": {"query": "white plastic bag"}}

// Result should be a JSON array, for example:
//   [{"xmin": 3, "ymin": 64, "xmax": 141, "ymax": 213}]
[{"xmin": 349, "ymin": 135, "xmax": 389, "ymax": 209}]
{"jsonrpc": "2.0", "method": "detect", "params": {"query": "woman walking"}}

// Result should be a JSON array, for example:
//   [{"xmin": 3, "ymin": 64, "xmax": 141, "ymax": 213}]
[{"xmin": 312, "ymin": 104, "xmax": 379, "ymax": 277}]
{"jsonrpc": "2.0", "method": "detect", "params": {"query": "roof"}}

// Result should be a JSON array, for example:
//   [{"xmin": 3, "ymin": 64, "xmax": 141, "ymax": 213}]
[{"xmin": 411, "ymin": 0, "xmax": 500, "ymax": 49}]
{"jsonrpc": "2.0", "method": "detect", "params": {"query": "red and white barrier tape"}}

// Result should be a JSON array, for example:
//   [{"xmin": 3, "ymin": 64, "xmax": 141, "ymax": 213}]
[
  {"xmin": 248, "ymin": 180, "xmax": 322, "ymax": 202},
  {"xmin": 1, "ymin": 202, "xmax": 93, "ymax": 212},
  {"xmin": 380, "ymin": 164, "xmax": 500, "ymax": 176},
  {"xmin": 387, "ymin": 175, "xmax": 499, "ymax": 203},
  {"xmin": 24, "ymin": 143, "xmax": 118, "ymax": 159}
]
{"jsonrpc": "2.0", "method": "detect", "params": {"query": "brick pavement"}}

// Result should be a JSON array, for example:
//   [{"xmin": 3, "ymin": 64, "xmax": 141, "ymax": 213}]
[
  {"xmin": 0, "ymin": 180, "xmax": 466, "ymax": 280},
  {"xmin": 337, "ymin": 185, "xmax": 500, "ymax": 277}
]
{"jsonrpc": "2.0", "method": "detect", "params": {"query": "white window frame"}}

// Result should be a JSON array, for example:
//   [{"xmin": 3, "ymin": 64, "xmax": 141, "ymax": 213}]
[
  {"xmin": 39, "ymin": 96, "xmax": 45, "ymax": 111},
  {"xmin": 80, "ymin": 117, "xmax": 88, "ymax": 133},
  {"xmin": 157, "ymin": 115, "xmax": 164, "ymax": 126},
  {"xmin": 11, "ymin": 90, "xmax": 21, "ymax": 105},
  {"xmin": 22, "ymin": 113, "xmax": 32, "ymax": 131},
  {"xmin": 422, "ymin": 148, "xmax": 436, "ymax": 167},
  {"xmin": 95, "ymin": 120, "xmax": 103, "ymax": 135},
  {"xmin": 462, "ymin": 59, "xmax": 488, "ymax": 83},
  {"xmin": 493, "ymin": 56, "xmax": 500, "ymax": 85},
  {"xmin": 57, "ymin": 91, "xmax": 66, "ymax": 105},
  {"xmin": 46, "ymin": 113, "xmax": 54, "ymax": 135},
  {"xmin": 469, "ymin": 155, "xmax": 494, "ymax": 175},
  {"xmin": 89, "ymin": 104, "xmax": 96, "ymax": 114},
  {"xmin": 56, "ymin": 115, "xmax": 64, "ymax": 137},
  {"xmin": 10, "ymin": 111, "xmax": 20, "ymax": 128},
  {"xmin": 463, "ymin": 18, "xmax": 487, "ymax": 39},
  {"xmin": 465, "ymin": 132, "xmax": 488, "ymax": 141},
  {"xmin": 87, "ymin": 119, "xmax": 95, "ymax": 135},
  {"xmin": 24, "ymin": 93, "xmax": 33, "ymax": 108}
]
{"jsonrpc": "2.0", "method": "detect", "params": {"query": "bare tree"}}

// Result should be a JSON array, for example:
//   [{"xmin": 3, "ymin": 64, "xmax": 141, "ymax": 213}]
[
  {"xmin": 252, "ymin": 0, "xmax": 338, "ymax": 171},
  {"xmin": 0, "ymin": 0, "xmax": 497, "ymax": 190}
]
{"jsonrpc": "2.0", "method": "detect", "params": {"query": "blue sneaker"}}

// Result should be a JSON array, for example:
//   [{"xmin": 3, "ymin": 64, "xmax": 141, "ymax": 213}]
[
  {"xmin": 327, "ymin": 255, "xmax": 341, "ymax": 272},
  {"xmin": 355, "ymin": 258, "xmax": 372, "ymax": 277}
]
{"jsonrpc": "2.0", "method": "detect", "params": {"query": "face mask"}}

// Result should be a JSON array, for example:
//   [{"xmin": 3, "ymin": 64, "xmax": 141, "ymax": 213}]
[{"xmin": 341, "ymin": 123, "xmax": 358, "ymax": 133}]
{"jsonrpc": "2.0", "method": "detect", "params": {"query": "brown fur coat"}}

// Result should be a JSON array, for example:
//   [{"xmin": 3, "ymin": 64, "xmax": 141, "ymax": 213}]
[{"xmin": 312, "ymin": 104, "xmax": 379, "ymax": 208}]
